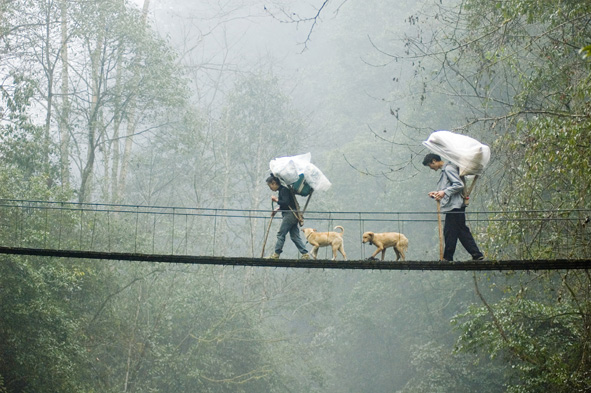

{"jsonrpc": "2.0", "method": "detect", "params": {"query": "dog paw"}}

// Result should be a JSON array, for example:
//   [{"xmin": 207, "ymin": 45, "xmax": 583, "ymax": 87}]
[{"xmin": 366, "ymin": 257, "xmax": 379, "ymax": 261}]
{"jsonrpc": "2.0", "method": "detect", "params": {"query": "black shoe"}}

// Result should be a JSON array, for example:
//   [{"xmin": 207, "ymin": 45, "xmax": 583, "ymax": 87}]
[{"xmin": 472, "ymin": 254, "xmax": 485, "ymax": 261}]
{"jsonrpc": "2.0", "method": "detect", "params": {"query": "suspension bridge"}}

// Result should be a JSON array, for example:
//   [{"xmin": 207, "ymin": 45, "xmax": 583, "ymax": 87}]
[{"xmin": 0, "ymin": 199, "xmax": 589, "ymax": 271}]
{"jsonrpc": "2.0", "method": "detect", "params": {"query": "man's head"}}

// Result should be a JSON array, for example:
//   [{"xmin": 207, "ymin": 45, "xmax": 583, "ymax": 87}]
[
  {"xmin": 266, "ymin": 175, "xmax": 280, "ymax": 191},
  {"xmin": 422, "ymin": 153, "xmax": 444, "ymax": 171}
]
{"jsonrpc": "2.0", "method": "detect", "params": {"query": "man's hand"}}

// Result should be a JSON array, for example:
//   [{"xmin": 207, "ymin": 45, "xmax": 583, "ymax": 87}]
[
  {"xmin": 271, "ymin": 195, "xmax": 278, "ymax": 203},
  {"xmin": 428, "ymin": 191, "xmax": 445, "ymax": 201}
]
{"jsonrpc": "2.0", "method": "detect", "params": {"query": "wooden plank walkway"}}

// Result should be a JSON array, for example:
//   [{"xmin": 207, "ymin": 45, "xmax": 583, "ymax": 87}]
[{"xmin": 0, "ymin": 246, "xmax": 589, "ymax": 271}]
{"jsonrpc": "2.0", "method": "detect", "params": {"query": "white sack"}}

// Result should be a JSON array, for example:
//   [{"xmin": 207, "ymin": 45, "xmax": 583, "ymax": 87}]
[
  {"xmin": 269, "ymin": 153, "xmax": 331, "ymax": 192},
  {"xmin": 423, "ymin": 130, "xmax": 491, "ymax": 176}
]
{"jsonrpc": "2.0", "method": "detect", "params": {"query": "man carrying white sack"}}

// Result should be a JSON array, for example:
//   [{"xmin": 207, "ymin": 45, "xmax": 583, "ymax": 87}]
[{"xmin": 423, "ymin": 153, "xmax": 484, "ymax": 262}]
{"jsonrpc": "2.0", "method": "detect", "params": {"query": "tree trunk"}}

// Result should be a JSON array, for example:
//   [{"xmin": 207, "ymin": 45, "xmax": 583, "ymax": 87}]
[
  {"xmin": 79, "ymin": 30, "xmax": 104, "ymax": 203},
  {"xmin": 116, "ymin": 0, "xmax": 150, "ymax": 202},
  {"xmin": 110, "ymin": 42, "xmax": 124, "ymax": 203},
  {"xmin": 43, "ymin": 1, "xmax": 54, "ymax": 184},
  {"xmin": 117, "ymin": 106, "xmax": 135, "ymax": 201},
  {"xmin": 59, "ymin": 0, "xmax": 70, "ymax": 188}
]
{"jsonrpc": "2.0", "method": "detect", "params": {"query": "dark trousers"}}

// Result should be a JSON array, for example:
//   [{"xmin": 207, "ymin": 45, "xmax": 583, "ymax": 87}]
[
  {"xmin": 443, "ymin": 207, "xmax": 483, "ymax": 261},
  {"xmin": 274, "ymin": 212, "xmax": 308, "ymax": 255}
]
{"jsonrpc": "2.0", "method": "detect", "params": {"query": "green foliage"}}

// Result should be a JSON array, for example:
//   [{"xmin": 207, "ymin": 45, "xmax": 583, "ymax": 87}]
[
  {"xmin": 403, "ymin": 340, "xmax": 507, "ymax": 393},
  {"xmin": 484, "ymin": 115, "xmax": 591, "ymax": 260},
  {"xmin": 81, "ymin": 266, "xmax": 274, "ymax": 392},
  {"xmin": 0, "ymin": 254, "xmax": 94, "ymax": 392},
  {"xmin": 453, "ymin": 272, "xmax": 591, "ymax": 392},
  {"xmin": 0, "ymin": 73, "xmax": 59, "ymax": 181},
  {"xmin": 329, "ymin": 271, "xmax": 490, "ymax": 392}
]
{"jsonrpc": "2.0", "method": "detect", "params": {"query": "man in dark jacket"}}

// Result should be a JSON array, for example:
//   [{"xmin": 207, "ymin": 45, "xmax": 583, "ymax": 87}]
[
  {"xmin": 423, "ymin": 153, "xmax": 484, "ymax": 261},
  {"xmin": 265, "ymin": 175, "xmax": 310, "ymax": 259}
]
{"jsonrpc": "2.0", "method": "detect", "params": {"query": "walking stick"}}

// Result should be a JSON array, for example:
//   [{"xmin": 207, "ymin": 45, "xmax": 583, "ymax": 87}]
[
  {"xmin": 261, "ymin": 202, "xmax": 275, "ymax": 258},
  {"xmin": 437, "ymin": 199, "xmax": 443, "ymax": 260}
]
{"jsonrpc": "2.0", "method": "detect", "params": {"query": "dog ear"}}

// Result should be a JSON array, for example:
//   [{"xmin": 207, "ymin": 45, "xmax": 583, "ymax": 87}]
[{"xmin": 368, "ymin": 232, "xmax": 374, "ymax": 239}]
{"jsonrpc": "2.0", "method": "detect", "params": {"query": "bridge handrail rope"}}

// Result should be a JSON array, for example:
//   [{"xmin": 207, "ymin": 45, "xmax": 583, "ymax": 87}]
[
  {"xmin": 2, "ymin": 198, "xmax": 591, "ymax": 215},
  {"xmin": 0, "ymin": 200, "xmax": 586, "ymax": 224}
]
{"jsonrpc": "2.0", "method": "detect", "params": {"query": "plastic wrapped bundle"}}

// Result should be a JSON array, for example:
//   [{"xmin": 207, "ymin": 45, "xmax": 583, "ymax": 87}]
[
  {"xmin": 422, "ymin": 131, "xmax": 491, "ymax": 176},
  {"xmin": 269, "ymin": 153, "xmax": 331, "ymax": 195}
]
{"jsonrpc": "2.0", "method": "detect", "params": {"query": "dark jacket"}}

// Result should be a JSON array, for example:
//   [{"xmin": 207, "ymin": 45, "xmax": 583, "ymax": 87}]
[{"xmin": 277, "ymin": 185, "xmax": 297, "ymax": 212}]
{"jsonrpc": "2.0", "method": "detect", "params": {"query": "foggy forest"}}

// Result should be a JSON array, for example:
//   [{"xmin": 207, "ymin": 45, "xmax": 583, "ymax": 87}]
[{"xmin": 1, "ymin": 0, "xmax": 590, "ymax": 391}]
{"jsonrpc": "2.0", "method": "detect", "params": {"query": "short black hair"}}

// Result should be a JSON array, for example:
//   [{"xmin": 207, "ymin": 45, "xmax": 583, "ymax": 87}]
[
  {"xmin": 422, "ymin": 153, "xmax": 441, "ymax": 166},
  {"xmin": 266, "ymin": 174, "xmax": 280, "ymax": 184}
]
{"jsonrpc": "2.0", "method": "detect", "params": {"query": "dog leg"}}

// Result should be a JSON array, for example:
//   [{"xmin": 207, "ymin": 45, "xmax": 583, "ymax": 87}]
[
  {"xmin": 311, "ymin": 245, "xmax": 319, "ymax": 259},
  {"xmin": 370, "ymin": 247, "xmax": 382, "ymax": 259},
  {"xmin": 340, "ymin": 245, "xmax": 347, "ymax": 260},
  {"xmin": 331, "ymin": 244, "xmax": 338, "ymax": 260}
]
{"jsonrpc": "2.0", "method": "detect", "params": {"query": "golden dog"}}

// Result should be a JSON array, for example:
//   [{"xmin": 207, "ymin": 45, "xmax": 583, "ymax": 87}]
[
  {"xmin": 301, "ymin": 226, "xmax": 347, "ymax": 260},
  {"xmin": 362, "ymin": 231, "xmax": 408, "ymax": 261}
]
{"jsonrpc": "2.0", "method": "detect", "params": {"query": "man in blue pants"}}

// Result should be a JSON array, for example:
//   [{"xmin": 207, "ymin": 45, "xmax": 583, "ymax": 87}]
[
  {"xmin": 423, "ymin": 153, "xmax": 484, "ymax": 261},
  {"xmin": 265, "ymin": 175, "xmax": 310, "ymax": 260}
]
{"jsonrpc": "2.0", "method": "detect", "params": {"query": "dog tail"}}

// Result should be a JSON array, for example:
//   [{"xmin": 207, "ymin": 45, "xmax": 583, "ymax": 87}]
[{"xmin": 334, "ymin": 225, "xmax": 344, "ymax": 234}]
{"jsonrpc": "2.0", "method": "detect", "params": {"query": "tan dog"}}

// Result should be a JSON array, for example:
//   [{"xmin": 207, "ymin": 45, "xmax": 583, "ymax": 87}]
[
  {"xmin": 301, "ymin": 226, "xmax": 347, "ymax": 260},
  {"xmin": 362, "ymin": 231, "xmax": 408, "ymax": 261}
]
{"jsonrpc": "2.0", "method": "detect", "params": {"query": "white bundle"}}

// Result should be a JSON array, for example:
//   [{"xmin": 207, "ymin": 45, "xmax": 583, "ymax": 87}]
[
  {"xmin": 423, "ymin": 131, "xmax": 491, "ymax": 176},
  {"xmin": 269, "ymin": 153, "xmax": 331, "ymax": 192}
]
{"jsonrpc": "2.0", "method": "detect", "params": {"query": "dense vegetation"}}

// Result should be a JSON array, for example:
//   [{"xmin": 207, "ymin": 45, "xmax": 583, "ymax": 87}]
[{"xmin": 0, "ymin": 0, "xmax": 590, "ymax": 391}]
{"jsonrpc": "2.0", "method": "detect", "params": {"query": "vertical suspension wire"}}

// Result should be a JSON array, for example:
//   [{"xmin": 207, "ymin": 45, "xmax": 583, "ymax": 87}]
[
  {"xmin": 185, "ymin": 213, "xmax": 188, "ymax": 255},
  {"xmin": 107, "ymin": 210, "xmax": 111, "ymax": 252},
  {"xmin": 359, "ymin": 212, "xmax": 363, "ymax": 259},
  {"xmin": 172, "ymin": 207, "xmax": 176, "ymax": 254},
  {"xmin": 22, "ymin": 203, "xmax": 27, "ymax": 247},
  {"xmin": 564, "ymin": 214, "xmax": 568, "ymax": 259},
  {"xmin": 152, "ymin": 214, "xmax": 156, "ymax": 254},
  {"xmin": 15, "ymin": 204, "xmax": 19, "ymax": 246},
  {"xmin": 324, "ymin": 211, "xmax": 333, "ymax": 260},
  {"xmin": 14, "ymin": 204, "xmax": 18, "ymax": 246},
  {"xmin": 561, "ymin": 213, "xmax": 567, "ymax": 259},
  {"xmin": 10, "ymin": 204, "xmax": 15, "ymax": 246},
  {"xmin": 213, "ymin": 209, "xmax": 218, "ymax": 256},
  {"xmin": 44, "ymin": 206, "xmax": 48, "ymax": 248},
  {"xmin": 586, "ymin": 213, "xmax": 591, "ymax": 256},
  {"xmin": 58, "ymin": 203, "xmax": 64, "ymax": 249},
  {"xmin": 90, "ymin": 205, "xmax": 97, "ymax": 250},
  {"xmin": 135, "ymin": 206, "xmax": 139, "ymax": 253},
  {"xmin": 538, "ymin": 212, "xmax": 544, "ymax": 259},
  {"xmin": 397, "ymin": 211, "xmax": 403, "ymax": 261},
  {"xmin": 79, "ymin": 207, "xmax": 83, "ymax": 250},
  {"xmin": 248, "ymin": 208, "xmax": 255, "ymax": 258}
]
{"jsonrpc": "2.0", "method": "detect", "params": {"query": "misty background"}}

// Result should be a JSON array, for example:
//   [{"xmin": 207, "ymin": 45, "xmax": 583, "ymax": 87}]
[{"xmin": 1, "ymin": 0, "xmax": 590, "ymax": 392}]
